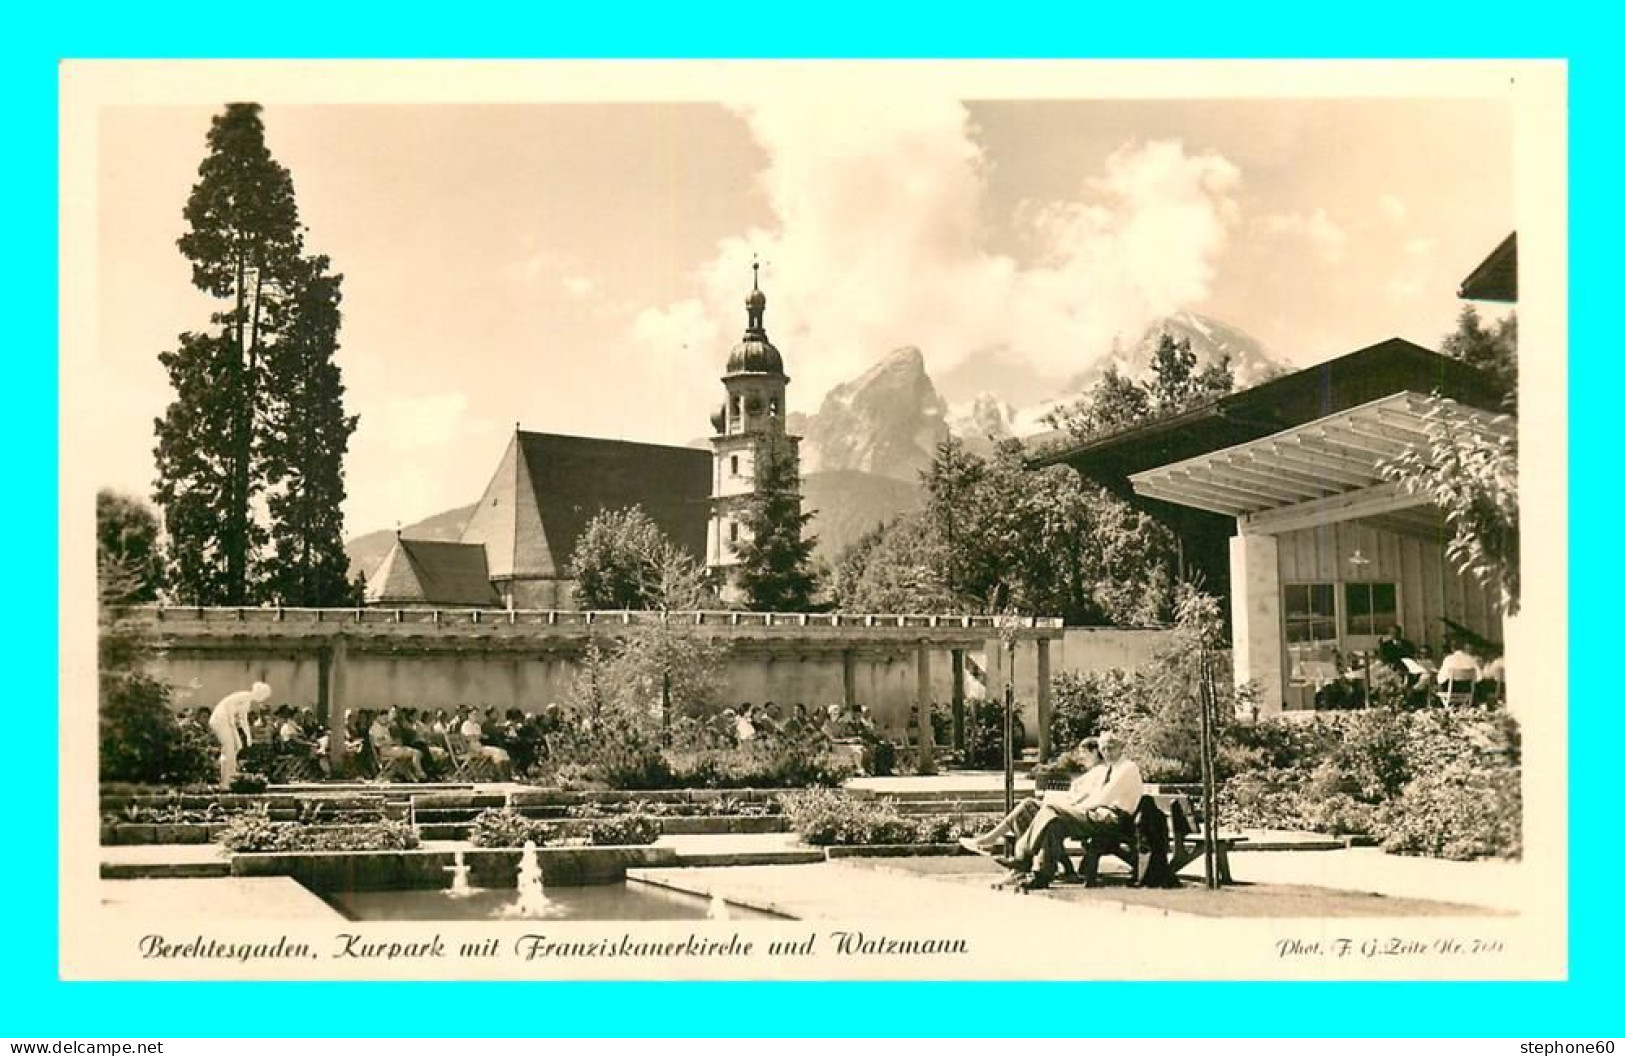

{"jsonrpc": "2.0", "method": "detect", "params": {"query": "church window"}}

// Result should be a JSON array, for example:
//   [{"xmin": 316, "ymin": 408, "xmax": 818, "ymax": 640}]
[
  {"xmin": 729, "ymin": 521, "xmax": 739, "ymax": 544},
  {"xmin": 769, "ymin": 397, "xmax": 779, "ymax": 417},
  {"xmin": 730, "ymin": 455, "xmax": 739, "ymax": 476}
]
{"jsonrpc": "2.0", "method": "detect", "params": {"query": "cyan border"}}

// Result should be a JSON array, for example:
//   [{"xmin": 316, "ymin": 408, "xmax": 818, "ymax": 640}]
[{"xmin": 10, "ymin": 0, "xmax": 1614, "ymax": 1036}]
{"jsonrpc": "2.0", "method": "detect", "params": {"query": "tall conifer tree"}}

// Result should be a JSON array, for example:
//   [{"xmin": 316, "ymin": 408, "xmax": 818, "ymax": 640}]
[
  {"xmin": 154, "ymin": 104, "xmax": 356, "ymax": 605},
  {"xmin": 735, "ymin": 442, "xmax": 818, "ymax": 612},
  {"xmin": 260, "ymin": 254, "xmax": 359, "ymax": 605}
]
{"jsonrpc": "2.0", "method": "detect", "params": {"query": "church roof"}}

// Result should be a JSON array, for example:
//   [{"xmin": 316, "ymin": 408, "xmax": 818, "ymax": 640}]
[
  {"xmin": 1458, "ymin": 232, "xmax": 1517, "ymax": 302},
  {"xmin": 727, "ymin": 335, "xmax": 785, "ymax": 376},
  {"xmin": 365, "ymin": 538, "xmax": 500, "ymax": 607},
  {"xmin": 460, "ymin": 431, "xmax": 712, "ymax": 581}
]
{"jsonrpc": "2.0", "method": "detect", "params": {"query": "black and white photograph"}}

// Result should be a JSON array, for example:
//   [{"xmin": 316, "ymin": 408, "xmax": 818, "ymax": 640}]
[{"xmin": 59, "ymin": 60, "xmax": 1567, "ymax": 981}]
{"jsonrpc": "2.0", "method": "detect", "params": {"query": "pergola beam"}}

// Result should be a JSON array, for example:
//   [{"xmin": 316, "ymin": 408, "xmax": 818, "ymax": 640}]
[
  {"xmin": 1166, "ymin": 468, "xmax": 1298, "ymax": 506},
  {"xmin": 1134, "ymin": 479, "xmax": 1250, "ymax": 516},
  {"xmin": 1239, "ymin": 481, "xmax": 1428, "ymax": 536},
  {"xmin": 1208, "ymin": 456, "xmax": 1337, "ymax": 501}
]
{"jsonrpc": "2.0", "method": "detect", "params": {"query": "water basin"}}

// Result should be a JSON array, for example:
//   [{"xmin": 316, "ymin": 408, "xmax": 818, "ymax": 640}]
[{"xmin": 320, "ymin": 881, "xmax": 788, "ymax": 922}]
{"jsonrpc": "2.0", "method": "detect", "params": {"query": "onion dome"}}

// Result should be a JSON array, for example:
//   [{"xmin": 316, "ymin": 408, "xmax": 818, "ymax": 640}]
[{"xmin": 726, "ymin": 262, "xmax": 785, "ymax": 375}]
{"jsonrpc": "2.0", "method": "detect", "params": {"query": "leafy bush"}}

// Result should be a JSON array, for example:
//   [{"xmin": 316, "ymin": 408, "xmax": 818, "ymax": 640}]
[
  {"xmin": 959, "ymin": 697, "xmax": 1024, "ymax": 769},
  {"xmin": 468, "ymin": 808, "xmax": 551, "ymax": 849},
  {"xmin": 99, "ymin": 675, "xmax": 217, "ymax": 787},
  {"xmin": 1214, "ymin": 709, "xmax": 1521, "ymax": 857},
  {"xmin": 298, "ymin": 819, "xmax": 418, "ymax": 852},
  {"xmin": 566, "ymin": 796, "xmax": 780, "ymax": 818},
  {"xmin": 215, "ymin": 808, "xmax": 284, "ymax": 852},
  {"xmin": 539, "ymin": 711, "xmax": 855, "ymax": 791},
  {"xmin": 1218, "ymin": 767, "xmax": 1310, "ymax": 831},
  {"xmin": 216, "ymin": 811, "xmax": 417, "ymax": 853},
  {"xmin": 781, "ymin": 789, "xmax": 985, "ymax": 846},
  {"xmin": 586, "ymin": 814, "xmax": 661, "ymax": 846},
  {"xmin": 228, "ymin": 772, "xmax": 270, "ymax": 794},
  {"xmin": 1377, "ymin": 762, "xmax": 1522, "ymax": 860},
  {"xmin": 1049, "ymin": 669, "xmax": 1135, "ymax": 749}
]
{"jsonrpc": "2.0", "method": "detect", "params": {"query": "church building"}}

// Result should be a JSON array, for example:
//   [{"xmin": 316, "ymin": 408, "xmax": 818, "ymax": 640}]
[{"xmin": 365, "ymin": 267, "xmax": 801, "ymax": 609}]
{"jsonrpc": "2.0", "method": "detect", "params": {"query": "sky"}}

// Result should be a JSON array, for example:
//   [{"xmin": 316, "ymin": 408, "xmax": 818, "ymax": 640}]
[{"xmin": 93, "ymin": 95, "xmax": 1514, "ymax": 538}]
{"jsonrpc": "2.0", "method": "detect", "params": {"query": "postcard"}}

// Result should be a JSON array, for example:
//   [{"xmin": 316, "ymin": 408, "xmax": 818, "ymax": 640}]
[{"xmin": 60, "ymin": 59, "xmax": 1566, "ymax": 981}]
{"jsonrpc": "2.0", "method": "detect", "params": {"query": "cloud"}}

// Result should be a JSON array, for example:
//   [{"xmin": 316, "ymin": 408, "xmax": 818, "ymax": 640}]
[
  {"xmin": 1380, "ymin": 194, "xmax": 1407, "ymax": 224},
  {"xmin": 562, "ymin": 275, "xmax": 599, "ymax": 300},
  {"xmin": 1259, "ymin": 208, "xmax": 1349, "ymax": 264},
  {"xmin": 631, "ymin": 98, "xmax": 1244, "ymax": 413}
]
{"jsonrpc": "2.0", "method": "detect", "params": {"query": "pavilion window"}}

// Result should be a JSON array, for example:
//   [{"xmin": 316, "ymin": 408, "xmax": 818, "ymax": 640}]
[
  {"xmin": 1283, "ymin": 583, "xmax": 1336, "ymax": 645},
  {"xmin": 1344, "ymin": 582, "xmax": 1398, "ymax": 637}
]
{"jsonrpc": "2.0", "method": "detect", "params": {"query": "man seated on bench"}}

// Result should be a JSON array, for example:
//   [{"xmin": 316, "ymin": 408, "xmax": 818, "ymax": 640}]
[
  {"xmin": 958, "ymin": 737, "xmax": 1106, "ymax": 858},
  {"xmin": 998, "ymin": 731, "xmax": 1144, "ymax": 891}
]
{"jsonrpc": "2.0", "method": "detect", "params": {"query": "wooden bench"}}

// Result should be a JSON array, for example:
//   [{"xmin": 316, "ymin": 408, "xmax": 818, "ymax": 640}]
[{"xmin": 1064, "ymin": 792, "xmax": 1243, "ymax": 886}]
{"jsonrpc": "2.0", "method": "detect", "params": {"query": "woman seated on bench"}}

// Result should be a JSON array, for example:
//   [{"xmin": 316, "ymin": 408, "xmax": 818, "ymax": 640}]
[{"xmin": 958, "ymin": 737, "xmax": 1106, "ymax": 856}]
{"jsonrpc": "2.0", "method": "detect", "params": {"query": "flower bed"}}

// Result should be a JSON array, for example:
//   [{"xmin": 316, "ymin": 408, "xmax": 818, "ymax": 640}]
[
  {"xmin": 780, "ymin": 789, "xmax": 990, "ymax": 847},
  {"xmin": 466, "ymin": 808, "xmax": 662, "ymax": 849},
  {"xmin": 216, "ymin": 813, "xmax": 419, "ymax": 853},
  {"xmin": 1217, "ymin": 709, "xmax": 1521, "ymax": 859}
]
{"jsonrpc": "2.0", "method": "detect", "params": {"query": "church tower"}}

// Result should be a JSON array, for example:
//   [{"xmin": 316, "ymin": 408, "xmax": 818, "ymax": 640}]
[{"xmin": 707, "ymin": 264, "xmax": 800, "ymax": 596}]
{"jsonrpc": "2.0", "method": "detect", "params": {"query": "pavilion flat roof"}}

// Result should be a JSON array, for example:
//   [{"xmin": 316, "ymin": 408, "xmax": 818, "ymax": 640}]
[{"xmin": 1127, "ymin": 391, "xmax": 1514, "ymax": 522}]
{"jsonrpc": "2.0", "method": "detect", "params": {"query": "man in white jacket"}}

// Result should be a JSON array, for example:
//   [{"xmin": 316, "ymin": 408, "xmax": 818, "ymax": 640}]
[{"xmin": 1000, "ymin": 731, "xmax": 1144, "ymax": 889}]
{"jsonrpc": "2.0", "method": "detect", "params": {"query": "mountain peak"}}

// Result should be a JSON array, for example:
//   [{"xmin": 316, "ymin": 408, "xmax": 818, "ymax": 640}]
[{"xmin": 800, "ymin": 346, "xmax": 947, "ymax": 480}]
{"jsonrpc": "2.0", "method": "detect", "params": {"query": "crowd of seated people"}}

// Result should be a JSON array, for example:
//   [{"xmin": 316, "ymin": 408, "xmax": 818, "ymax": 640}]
[
  {"xmin": 191, "ymin": 690, "xmax": 930, "ymax": 784},
  {"xmin": 1377, "ymin": 626, "xmax": 1507, "ymax": 707}
]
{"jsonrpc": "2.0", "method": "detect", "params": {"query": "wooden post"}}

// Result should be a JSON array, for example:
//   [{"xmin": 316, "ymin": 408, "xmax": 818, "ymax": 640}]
[
  {"xmin": 315, "ymin": 645, "xmax": 332, "ymax": 727},
  {"xmin": 1036, "ymin": 637, "xmax": 1052, "ymax": 762},
  {"xmin": 950, "ymin": 648, "xmax": 966, "ymax": 753},
  {"xmin": 914, "ymin": 641, "xmax": 936, "ymax": 775},
  {"xmin": 326, "ymin": 635, "xmax": 349, "ymax": 773},
  {"xmin": 1198, "ymin": 644, "xmax": 1220, "ymax": 890},
  {"xmin": 842, "ymin": 648, "xmax": 857, "ymax": 710}
]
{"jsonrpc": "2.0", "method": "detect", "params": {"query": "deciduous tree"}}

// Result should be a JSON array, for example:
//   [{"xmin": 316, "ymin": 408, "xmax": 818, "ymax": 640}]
[
  {"xmin": 569, "ymin": 506, "xmax": 709, "ymax": 610},
  {"xmin": 97, "ymin": 490, "xmax": 166, "ymax": 604}
]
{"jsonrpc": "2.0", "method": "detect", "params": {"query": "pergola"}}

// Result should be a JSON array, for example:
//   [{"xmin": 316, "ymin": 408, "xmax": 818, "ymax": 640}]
[
  {"xmin": 140, "ymin": 607, "xmax": 1067, "ymax": 767},
  {"xmin": 1128, "ymin": 391, "xmax": 1514, "ymax": 538}
]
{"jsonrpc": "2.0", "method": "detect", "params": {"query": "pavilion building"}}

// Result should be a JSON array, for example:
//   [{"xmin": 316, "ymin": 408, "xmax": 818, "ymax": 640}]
[{"xmin": 1030, "ymin": 336, "xmax": 1513, "ymax": 714}]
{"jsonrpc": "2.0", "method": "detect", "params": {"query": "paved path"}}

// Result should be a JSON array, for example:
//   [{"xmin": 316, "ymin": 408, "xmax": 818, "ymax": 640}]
[
  {"xmin": 846, "ymin": 772, "xmax": 1036, "ymax": 794},
  {"xmin": 99, "ymin": 877, "xmax": 344, "ymax": 920},
  {"xmin": 1226, "ymin": 846, "xmax": 1525, "ymax": 911}
]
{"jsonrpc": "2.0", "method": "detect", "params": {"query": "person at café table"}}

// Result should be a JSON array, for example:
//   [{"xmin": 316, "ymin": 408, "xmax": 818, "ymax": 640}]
[
  {"xmin": 1436, "ymin": 636, "xmax": 1483, "ymax": 683},
  {"xmin": 1376, "ymin": 624, "xmax": 1416, "ymax": 671}
]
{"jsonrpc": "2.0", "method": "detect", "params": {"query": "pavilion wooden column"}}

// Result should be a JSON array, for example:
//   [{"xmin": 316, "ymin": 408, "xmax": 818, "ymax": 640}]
[
  {"xmin": 325, "ymin": 635, "xmax": 350, "ymax": 772},
  {"xmin": 1036, "ymin": 638, "xmax": 1052, "ymax": 761},
  {"xmin": 842, "ymin": 648, "xmax": 857, "ymax": 710},
  {"xmin": 950, "ymin": 648, "xmax": 966, "ymax": 751},
  {"xmin": 914, "ymin": 640, "xmax": 936, "ymax": 774}
]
